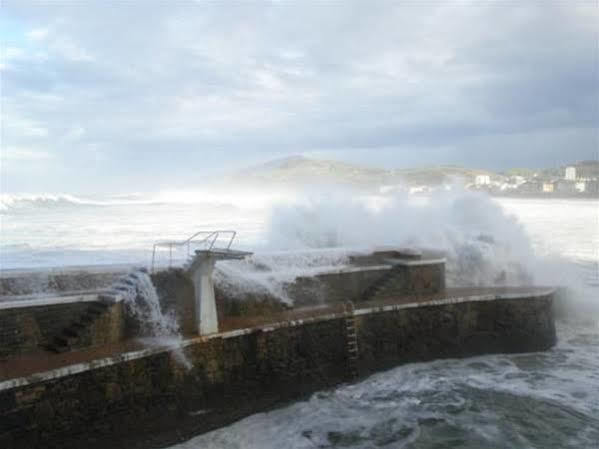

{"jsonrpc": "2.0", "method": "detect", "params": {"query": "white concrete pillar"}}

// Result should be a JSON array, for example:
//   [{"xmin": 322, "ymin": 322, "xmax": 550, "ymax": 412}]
[{"xmin": 191, "ymin": 254, "xmax": 219, "ymax": 335}]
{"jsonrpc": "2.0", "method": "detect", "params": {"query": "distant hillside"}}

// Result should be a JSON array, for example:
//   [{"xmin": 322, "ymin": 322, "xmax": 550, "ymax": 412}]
[{"xmin": 232, "ymin": 156, "xmax": 500, "ymax": 188}]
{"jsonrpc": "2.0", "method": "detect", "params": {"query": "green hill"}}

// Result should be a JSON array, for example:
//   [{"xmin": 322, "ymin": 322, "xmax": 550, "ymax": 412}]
[{"xmin": 233, "ymin": 156, "xmax": 501, "ymax": 188}]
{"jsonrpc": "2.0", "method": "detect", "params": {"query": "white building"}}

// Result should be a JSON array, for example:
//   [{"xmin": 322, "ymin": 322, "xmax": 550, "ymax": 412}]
[
  {"xmin": 510, "ymin": 175, "xmax": 526, "ymax": 186},
  {"xmin": 475, "ymin": 175, "xmax": 491, "ymax": 186},
  {"xmin": 565, "ymin": 166, "xmax": 576, "ymax": 181}
]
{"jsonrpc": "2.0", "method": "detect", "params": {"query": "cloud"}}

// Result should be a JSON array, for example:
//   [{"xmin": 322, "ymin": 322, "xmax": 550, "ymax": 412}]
[
  {"xmin": 26, "ymin": 27, "xmax": 48, "ymax": 41},
  {"xmin": 0, "ymin": 0, "xmax": 597, "ymax": 193},
  {"xmin": 1, "ymin": 146, "xmax": 53, "ymax": 161}
]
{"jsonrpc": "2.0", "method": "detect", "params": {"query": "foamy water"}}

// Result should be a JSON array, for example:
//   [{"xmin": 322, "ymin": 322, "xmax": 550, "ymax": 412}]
[{"xmin": 1, "ymin": 191, "xmax": 598, "ymax": 447}]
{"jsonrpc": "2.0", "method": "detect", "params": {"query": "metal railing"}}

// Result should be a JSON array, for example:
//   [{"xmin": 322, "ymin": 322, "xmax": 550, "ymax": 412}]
[{"xmin": 151, "ymin": 230, "xmax": 237, "ymax": 272}]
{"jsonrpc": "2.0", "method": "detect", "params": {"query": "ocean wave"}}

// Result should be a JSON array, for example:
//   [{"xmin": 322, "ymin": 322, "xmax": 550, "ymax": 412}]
[
  {"xmin": 0, "ymin": 188, "xmax": 292, "ymax": 212},
  {"xmin": 0, "ymin": 193, "xmax": 151, "ymax": 211}
]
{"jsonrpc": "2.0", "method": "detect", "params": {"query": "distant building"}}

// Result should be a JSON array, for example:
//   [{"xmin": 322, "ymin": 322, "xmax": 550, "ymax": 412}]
[
  {"xmin": 520, "ymin": 181, "xmax": 542, "ymax": 193},
  {"xmin": 555, "ymin": 180, "xmax": 576, "ymax": 194},
  {"xmin": 475, "ymin": 175, "xmax": 491, "ymax": 186},
  {"xmin": 565, "ymin": 166, "xmax": 576, "ymax": 181},
  {"xmin": 576, "ymin": 161, "xmax": 599, "ymax": 180},
  {"xmin": 542, "ymin": 182, "xmax": 554, "ymax": 193},
  {"xmin": 575, "ymin": 181, "xmax": 586, "ymax": 193},
  {"xmin": 510, "ymin": 175, "xmax": 526, "ymax": 186},
  {"xmin": 586, "ymin": 180, "xmax": 599, "ymax": 195}
]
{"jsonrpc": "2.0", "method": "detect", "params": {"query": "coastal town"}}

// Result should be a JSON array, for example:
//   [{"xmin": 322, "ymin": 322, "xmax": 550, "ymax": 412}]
[{"xmin": 467, "ymin": 160, "xmax": 599, "ymax": 197}]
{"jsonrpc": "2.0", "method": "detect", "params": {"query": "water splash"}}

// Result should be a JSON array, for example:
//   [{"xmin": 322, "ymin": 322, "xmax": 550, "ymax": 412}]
[
  {"xmin": 115, "ymin": 269, "xmax": 180, "ymax": 337},
  {"xmin": 212, "ymin": 189, "xmax": 540, "ymax": 304},
  {"xmin": 213, "ymin": 248, "xmax": 357, "ymax": 304},
  {"xmin": 264, "ymin": 189, "xmax": 542, "ymax": 288},
  {"xmin": 113, "ymin": 269, "xmax": 192, "ymax": 369}
]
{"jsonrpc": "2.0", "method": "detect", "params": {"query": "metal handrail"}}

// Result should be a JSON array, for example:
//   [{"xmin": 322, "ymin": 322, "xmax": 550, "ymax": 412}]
[{"xmin": 151, "ymin": 230, "xmax": 237, "ymax": 272}]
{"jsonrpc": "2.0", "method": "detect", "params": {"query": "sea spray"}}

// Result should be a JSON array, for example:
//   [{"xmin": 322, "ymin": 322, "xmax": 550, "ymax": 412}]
[
  {"xmin": 114, "ymin": 269, "xmax": 191, "ymax": 369},
  {"xmin": 212, "ymin": 189, "xmax": 540, "ymax": 303},
  {"xmin": 264, "ymin": 189, "xmax": 539, "ymax": 287},
  {"xmin": 115, "ymin": 269, "xmax": 180, "ymax": 337},
  {"xmin": 213, "ymin": 248, "xmax": 357, "ymax": 304}
]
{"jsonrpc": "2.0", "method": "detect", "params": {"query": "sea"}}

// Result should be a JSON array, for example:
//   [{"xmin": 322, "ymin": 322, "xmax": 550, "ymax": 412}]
[{"xmin": 1, "ymin": 190, "xmax": 598, "ymax": 448}]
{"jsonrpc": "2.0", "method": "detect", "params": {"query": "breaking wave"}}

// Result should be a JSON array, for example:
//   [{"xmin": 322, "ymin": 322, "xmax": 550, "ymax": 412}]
[
  {"xmin": 0, "ymin": 193, "xmax": 150, "ymax": 211},
  {"xmin": 212, "ymin": 190, "xmax": 555, "ymax": 305},
  {"xmin": 0, "ymin": 188, "xmax": 295, "ymax": 213}
]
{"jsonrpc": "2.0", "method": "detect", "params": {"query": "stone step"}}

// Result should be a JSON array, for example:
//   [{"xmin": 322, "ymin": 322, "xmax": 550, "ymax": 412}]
[{"xmin": 44, "ymin": 302, "xmax": 106, "ymax": 353}]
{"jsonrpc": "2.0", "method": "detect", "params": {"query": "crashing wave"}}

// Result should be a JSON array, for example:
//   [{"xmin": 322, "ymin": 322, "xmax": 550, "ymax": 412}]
[{"xmin": 0, "ymin": 193, "xmax": 154, "ymax": 211}]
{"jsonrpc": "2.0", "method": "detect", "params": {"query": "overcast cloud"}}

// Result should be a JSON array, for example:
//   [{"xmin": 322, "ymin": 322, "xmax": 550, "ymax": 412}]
[{"xmin": 1, "ymin": 1, "xmax": 597, "ymax": 193}]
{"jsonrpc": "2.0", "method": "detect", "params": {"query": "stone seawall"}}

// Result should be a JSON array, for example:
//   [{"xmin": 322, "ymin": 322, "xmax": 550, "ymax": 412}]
[
  {"xmin": 0, "ymin": 291, "xmax": 556, "ymax": 449},
  {"xmin": 217, "ymin": 261, "xmax": 446, "ymax": 312},
  {"xmin": 0, "ymin": 270, "xmax": 122, "ymax": 297},
  {"xmin": 0, "ymin": 300, "xmax": 124, "ymax": 359},
  {"xmin": 0, "ymin": 302, "xmax": 91, "ymax": 359}
]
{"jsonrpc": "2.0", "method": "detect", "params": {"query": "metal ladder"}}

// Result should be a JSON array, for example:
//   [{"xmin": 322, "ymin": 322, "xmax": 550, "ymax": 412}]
[{"xmin": 344, "ymin": 301, "xmax": 359, "ymax": 380}]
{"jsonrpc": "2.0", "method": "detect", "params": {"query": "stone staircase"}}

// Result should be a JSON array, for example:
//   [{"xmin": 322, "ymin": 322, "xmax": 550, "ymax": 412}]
[
  {"xmin": 46, "ymin": 299, "xmax": 111, "ymax": 353},
  {"xmin": 361, "ymin": 265, "xmax": 404, "ymax": 302}
]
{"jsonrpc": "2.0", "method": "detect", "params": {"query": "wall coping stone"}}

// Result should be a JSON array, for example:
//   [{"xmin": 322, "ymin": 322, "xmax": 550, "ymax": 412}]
[
  {"xmin": 0, "ymin": 287, "xmax": 555, "ymax": 392},
  {"xmin": 0, "ymin": 292, "xmax": 114, "ymax": 310},
  {"xmin": 384, "ymin": 257, "xmax": 446, "ymax": 267}
]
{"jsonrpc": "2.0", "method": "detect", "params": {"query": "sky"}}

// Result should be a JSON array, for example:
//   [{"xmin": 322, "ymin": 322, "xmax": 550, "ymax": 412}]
[{"xmin": 0, "ymin": 0, "xmax": 597, "ymax": 193}]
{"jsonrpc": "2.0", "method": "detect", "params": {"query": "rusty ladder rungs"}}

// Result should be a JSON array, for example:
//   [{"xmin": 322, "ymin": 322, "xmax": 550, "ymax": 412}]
[{"xmin": 344, "ymin": 301, "xmax": 359, "ymax": 380}]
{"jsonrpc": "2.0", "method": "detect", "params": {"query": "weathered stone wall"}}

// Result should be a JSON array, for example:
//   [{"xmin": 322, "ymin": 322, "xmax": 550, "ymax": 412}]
[
  {"xmin": 150, "ymin": 268, "xmax": 291, "ymax": 334},
  {"xmin": 356, "ymin": 295, "xmax": 555, "ymax": 375},
  {"xmin": 1, "ymin": 293, "xmax": 555, "ymax": 449},
  {"xmin": 0, "ymin": 271, "xmax": 121, "ymax": 297},
  {"xmin": 0, "ymin": 302, "xmax": 124, "ymax": 359},
  {"xmin": 0, "ymin": 303, "xmax": 88, "ymax": 359},
  {"xmin": 150, "ymin": 269, "xmax": 196, "ymax": 336},
  {"xmin": 287, "ymin": 267, "xmax": 390, "ymax": 306},
  {"xmin": 71, "ymin": 303, "xmax": 125, "ymax": 350},
  {"xmin": 151, "ymin": 262, "xmax": 444, "ymax": 328},
  {"xmin": 287, "ymin": 263, "xmax": 445, "ymax": 305},
  {"xmin": 367, "ymin": 262, "xmax": 446, "ymax": 301},
  {"xmin": 1, "ymin": 319, "xmax": 348, "ymax": 449}
]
